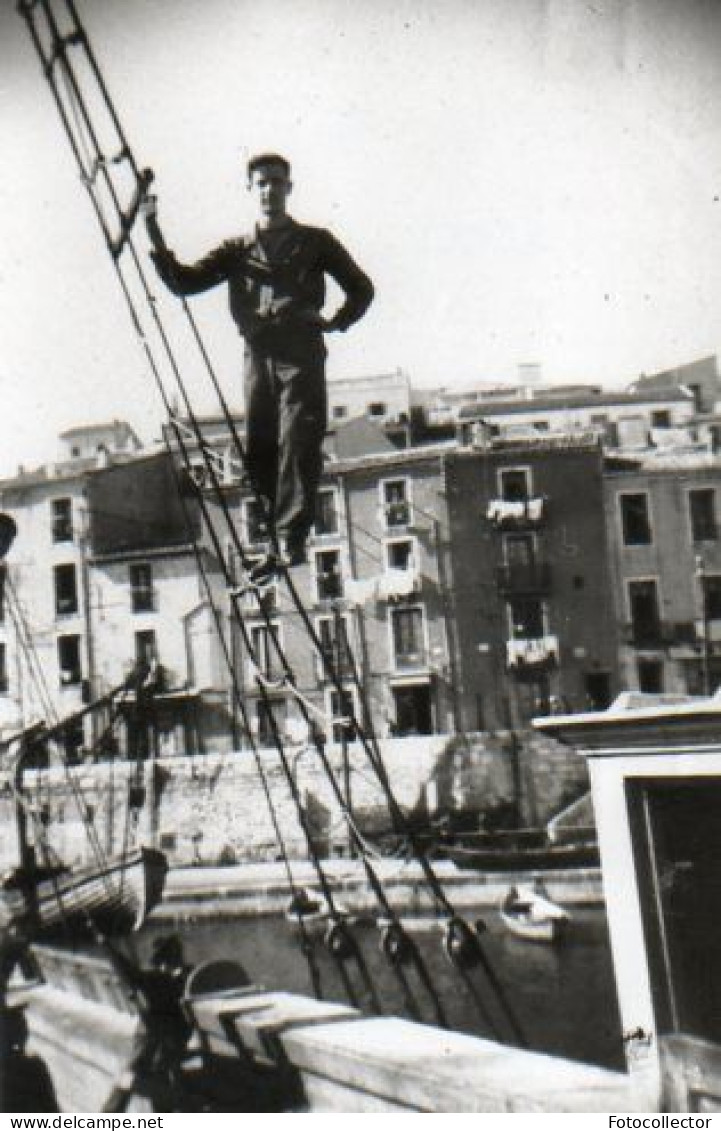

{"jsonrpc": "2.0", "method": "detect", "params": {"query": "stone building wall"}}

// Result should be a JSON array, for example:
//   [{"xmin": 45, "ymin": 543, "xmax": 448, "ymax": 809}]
[{"xmin": 0, "ymin": 731, "xmax": 589, "ymax": 869}]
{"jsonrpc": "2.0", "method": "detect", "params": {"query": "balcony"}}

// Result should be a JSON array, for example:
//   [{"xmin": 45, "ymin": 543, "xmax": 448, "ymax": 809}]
[
  {"xmin": 131, "ymin": 589, "xmax": 156, "ymax": 613},
  {"xmin": 384, "ymin": 501, "xmax": 412, "ymax": 530},
  {"xmin": 486, "ymin": 497, "xmax": 547, "ymax": 530},
  {"xmin": 496, "ymin": 561, "xmax": 551, "ymax": 595},
  {"xmin": 314, "ymin": 646, "xmax": 355, "ymax": 682},
  {"xmin": 56, "ymin": 596, "xmax": 79, "ymax": 617},
  {"xmin": 623, "ymin": 621, "xmax": 698, "ymax": 649},
  {"xmin": 392, "ymin": 648, "xmax": 428, "ymax": 673},
  {"xmin": 345, "ymin": 567, "xmax": 420, "ymax": 606},
  {"xmin": 506, "ymin": 635, "xmax": 559, "ymax": 674}
]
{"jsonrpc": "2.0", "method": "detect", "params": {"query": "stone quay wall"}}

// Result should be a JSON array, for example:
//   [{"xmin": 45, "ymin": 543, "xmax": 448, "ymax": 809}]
[{"xmin": 0, "ymin": 730, "xmax": 588, "ymax": 870}]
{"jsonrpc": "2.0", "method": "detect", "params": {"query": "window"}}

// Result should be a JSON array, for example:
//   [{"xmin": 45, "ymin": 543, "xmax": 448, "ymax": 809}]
[
  {"xmin": 381, "ymin": 479, "xmax": 411, "ymax": 528},
  {"xmin": 52, "ymin": 498, "xmax": 73, "ymax": 542},
  {"xmin": 316, "ymin": 614, "xmax": 354, "ymax": 678},
  {"xmin": 54, "ymin": 563, "xmax": 78, "ymax": 616},
  {"xmin": 58, "ymin": 634, "xmax": 82, "ymax": 685},
  {"xmin": 534, "ymin": 421, "xmax": 549, "ymax": 432},
  {"xmin": 248, "ymin": 622, "xmax": 282, "ymax": 681},
  {"xmin": 620, "ymin": 493, "xmax": 652, "ymax": 545},
  {"xmin": 651, "ymin": 410, "xmax": 671, "ymax": 429},
  {"xmin": 61, "ymin": 718, "xmax": 86, "ymax": 764},
  {"xmin": 129, "ymin": 563, "xmax": 154, "ymax": 612},
  {"xmin": 584, "ymin": 671, "xmax": 612, "ymax": 711},
  {"xmin": 702, "ymin": 575, "xmax": 721, "ymax": 621},
  {"xmin": 498, "ymin": 468, "xmax": 530, "ymax": 502},
  {"xmin": 368, "ymin": 402, "xmax": 387, "ymax": 417},
  {"xmin": 689, "ymin": 489, "xmax": 717, "ymax": 543},
  {"xmin": 627, "ymin": 778, "xmax": 721, "ymax": 1043},
  {"xmin": 135, "ymin": 629, "xmax": 157, "ymax": 667},
  {"xmin": 505, "ymin": 533, "xmax": 535, "ymax": 567},
  {"xmin": 385, "ymin": 538, "xmax": 414, "ymax": 571},
  {"xmin": 314, "ymin": 549, "xmax": 343, "ymax": 602},
  {"xmin": 628, "ymin": 579, "xmax": 661, "ymax": 645},
  {"xmin": 0, "ymin": 643, "xmax": 7, "ymax": 694},
  {"xmin": 314, "ymin": 488, "xmax": 339, "ymax": 536},
  {"xmin": 244, "ymin": 499, "xmax": 267, "ymax": 546},
  {"xmin": 391, "ymin": 684, "xmax": 433, "ymax": 736},
  {"xmin": 508, "ymin": 596, "xmax": 544, "ymax": 639},
  {"xmin": 254, "ymin": 698, "xmax": 285, "ymax": 747},
  {"xmin": 390, "ymin": 606, "xmax": 425, "ymax": 668},
  {"xmin": 328, "ymin": 686, "xmax": 357, "ymax": 744},
  {"xmin": 332, "ymin": 405, "xmax": 348, "ymax": 420},
  {"xmin": 637, "ymin": 658, "xmax": 664, "ymax": 693},
  {"xmin": 683, "ymin": 658, "xmax": 721, "ymax": 697}
]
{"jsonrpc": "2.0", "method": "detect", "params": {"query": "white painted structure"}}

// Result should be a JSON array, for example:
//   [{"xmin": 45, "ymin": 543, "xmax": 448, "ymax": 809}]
[
  {"xmin": 537, "ymin": 691, "xmax": 721, "ymax": 1110},
  {"xmin": 327, "ymin": 371, "xmax": 411, "ymax": 427}
]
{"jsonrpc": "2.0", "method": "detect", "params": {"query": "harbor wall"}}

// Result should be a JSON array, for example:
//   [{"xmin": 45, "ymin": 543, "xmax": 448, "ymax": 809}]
[{"xmin": 0, "ymin": 730, "xmax": 588, "ymax": 868}]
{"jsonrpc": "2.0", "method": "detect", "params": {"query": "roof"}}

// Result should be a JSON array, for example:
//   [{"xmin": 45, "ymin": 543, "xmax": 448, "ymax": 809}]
[
  {"xmin": 59, "ymin": 419, "xmax": 139, "ymax": 439},
  {"xmin": 329, "ymin": 440, "xmax": 457, "ymax": 475},
  {"xmin": 448, "ymin": 432, "xmax": 602, "ymax": 460},
  {"xmin": 328, "ymin": 417, "xmax": 398, "ymax": 460},
  {"xmin": 90, "ymin": 542, "xmax": 198, "ymax": 565},
  {"xmin": 458, "ymin": 387, "xmax": 694, "ymax": 420},
  {"xmin": 604, "ymin": 450, "xmax": 721, "ymax": 474},
  {"xmin": 328, "ymin": 371, "xmax": 409, "ymax": 390}
]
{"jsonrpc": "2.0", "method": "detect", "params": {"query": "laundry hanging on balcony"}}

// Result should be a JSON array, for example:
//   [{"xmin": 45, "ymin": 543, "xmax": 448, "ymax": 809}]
[
  {"xmin": 486, "ymin": 497, "xmax": 545, "ymax": 527},
  {"xmin": 506, "ymin": 635, "xmax": 559, "ymax": 671},
  {"xmin": 345, "ymin": 567, "xmax": 419, "ymax": 606}
]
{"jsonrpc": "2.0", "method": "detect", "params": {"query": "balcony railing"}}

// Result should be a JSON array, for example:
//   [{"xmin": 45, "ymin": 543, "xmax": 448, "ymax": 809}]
[
  {"xmin": 392, "ymin": 648, "xmax": 428, "ymax": 672},
  {"xmin": 496, "ymin": 561, "xmax": 552, "ymax": 595},
  {"xmin": 56, "ymin": 596, "xmax": 79, "ymax": 616},
  {"xmin": 131, "ymin": 589, "xmax": 156, "ymax": 613},
  {"xmin": 486, "ymin": 497, "xmax": 547, "ymax": 530},
  {"xmin": 314, "ymin": 646, "xmax": 355, "ymax": 682},
  {"xmin": 623, "ymin": 621, "xmax": 698, "ymax": 648},
  {"xmin": 384, "ymin": 501, "xmax": 412, "ymax": 529}
]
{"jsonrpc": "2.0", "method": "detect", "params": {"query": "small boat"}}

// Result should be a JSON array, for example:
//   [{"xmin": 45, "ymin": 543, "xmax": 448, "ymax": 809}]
[
  {"xmin": 499, "ymin": 883, "xmax": 569, "ymax": 943},
  {"xmin": 438, "ymin": 839, "xmax": 599, "ymax": 872},
  {"xmin": 0, "ymin": 845, "xmax": 168, "ymax": 939},
  {"xmin": 283, "ymin": 887, "xmax": 355, "ymax": 941},
  {"xmin": 284, "ymin": 887, "xmax": 333, "ymax": 934}
]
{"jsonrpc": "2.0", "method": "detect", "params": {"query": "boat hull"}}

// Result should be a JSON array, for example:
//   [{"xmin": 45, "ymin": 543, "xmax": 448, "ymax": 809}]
[
  {"xmin": 0, "ymin": 846, "xmax": 167, "ymax": 939},
  {"xmin": 499, "ymin": 908, "xmax": 567, "ymax": 942}
]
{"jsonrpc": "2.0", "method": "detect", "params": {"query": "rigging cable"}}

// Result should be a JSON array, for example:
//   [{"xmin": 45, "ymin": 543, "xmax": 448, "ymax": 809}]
[{"xmin": 18, "ymin": 0, "xmax": 525, "ymax": 1044}]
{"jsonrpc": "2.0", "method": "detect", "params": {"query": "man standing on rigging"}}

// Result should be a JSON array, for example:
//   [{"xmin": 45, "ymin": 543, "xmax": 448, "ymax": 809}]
[{"xmin": 142, "ymin": 153, "xmax": 374, "ymax": 576}]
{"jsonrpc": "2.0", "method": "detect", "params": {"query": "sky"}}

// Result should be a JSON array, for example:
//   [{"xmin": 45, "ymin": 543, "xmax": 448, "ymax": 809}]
[{"xmin": 1, "ymin": 0, "xmax": 720, "ymax": 476}]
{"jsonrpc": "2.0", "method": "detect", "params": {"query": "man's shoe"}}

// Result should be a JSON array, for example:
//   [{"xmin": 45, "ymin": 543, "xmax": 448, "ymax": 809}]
[
  {"xmin": 248, "ymin": 552, "xmax": 279, "ymax": 585},
  {"xmin": 279, "ymin": 537, "xmax": 307, "ymax": 568}
]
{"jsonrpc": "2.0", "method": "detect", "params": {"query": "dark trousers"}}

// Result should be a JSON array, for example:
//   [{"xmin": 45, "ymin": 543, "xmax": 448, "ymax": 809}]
[{"xmin": 243, "ymin": 345, "xmax": 327, "ymax": 547}]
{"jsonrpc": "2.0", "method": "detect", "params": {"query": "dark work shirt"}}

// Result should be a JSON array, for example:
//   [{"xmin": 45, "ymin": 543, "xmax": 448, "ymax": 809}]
[{"xmin": 149, "ymin": 217, "xmax": 373, "ymax": 356}]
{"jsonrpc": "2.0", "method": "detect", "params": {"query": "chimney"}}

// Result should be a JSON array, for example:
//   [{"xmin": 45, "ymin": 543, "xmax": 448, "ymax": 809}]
[{"xmin": 518, "ymin": 363, "xmax": 542, "ymax": 395}]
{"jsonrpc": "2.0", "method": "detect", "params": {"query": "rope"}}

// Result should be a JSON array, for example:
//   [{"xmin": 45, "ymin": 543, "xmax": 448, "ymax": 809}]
[
  {"xmin": 18, "ymin": 0, "xmax": 526, "ymax": 1043},
  {"xmin": 160, "ymin": 428, "xmax": 326, "ymax": 999}
]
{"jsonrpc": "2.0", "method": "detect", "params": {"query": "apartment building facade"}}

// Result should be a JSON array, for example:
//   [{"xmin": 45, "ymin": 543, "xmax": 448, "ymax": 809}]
[
  {"xmin": 7, "ymin": 375, "xmax": 721, "ymax": 760},
  {"xmin": 604, "ymin": 453, "xmax": 721, "ymax": 696},
  {"xmin": 225, "ymin": 444, "xmax": 456, "ymax": 746},
  {"xmin": 0, "ymin": 438, "xmax": 231, "ymax": 756},
  {"xmin": 444, "ymin": 435, "xmax": 620, "ymax": 729},
  {"xmin": 458, "ymin": 387, "xmax": 698, "ymax": 450},
  {"xmin": 225, "ymin": 434, "xmax": 621, "ymax": 740}
]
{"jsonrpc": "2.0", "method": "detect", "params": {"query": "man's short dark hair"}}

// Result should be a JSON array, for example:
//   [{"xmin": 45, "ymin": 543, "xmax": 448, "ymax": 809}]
[{"xmin": 247, "ymin": 152, "xmax": 291, "ymax": 180}]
